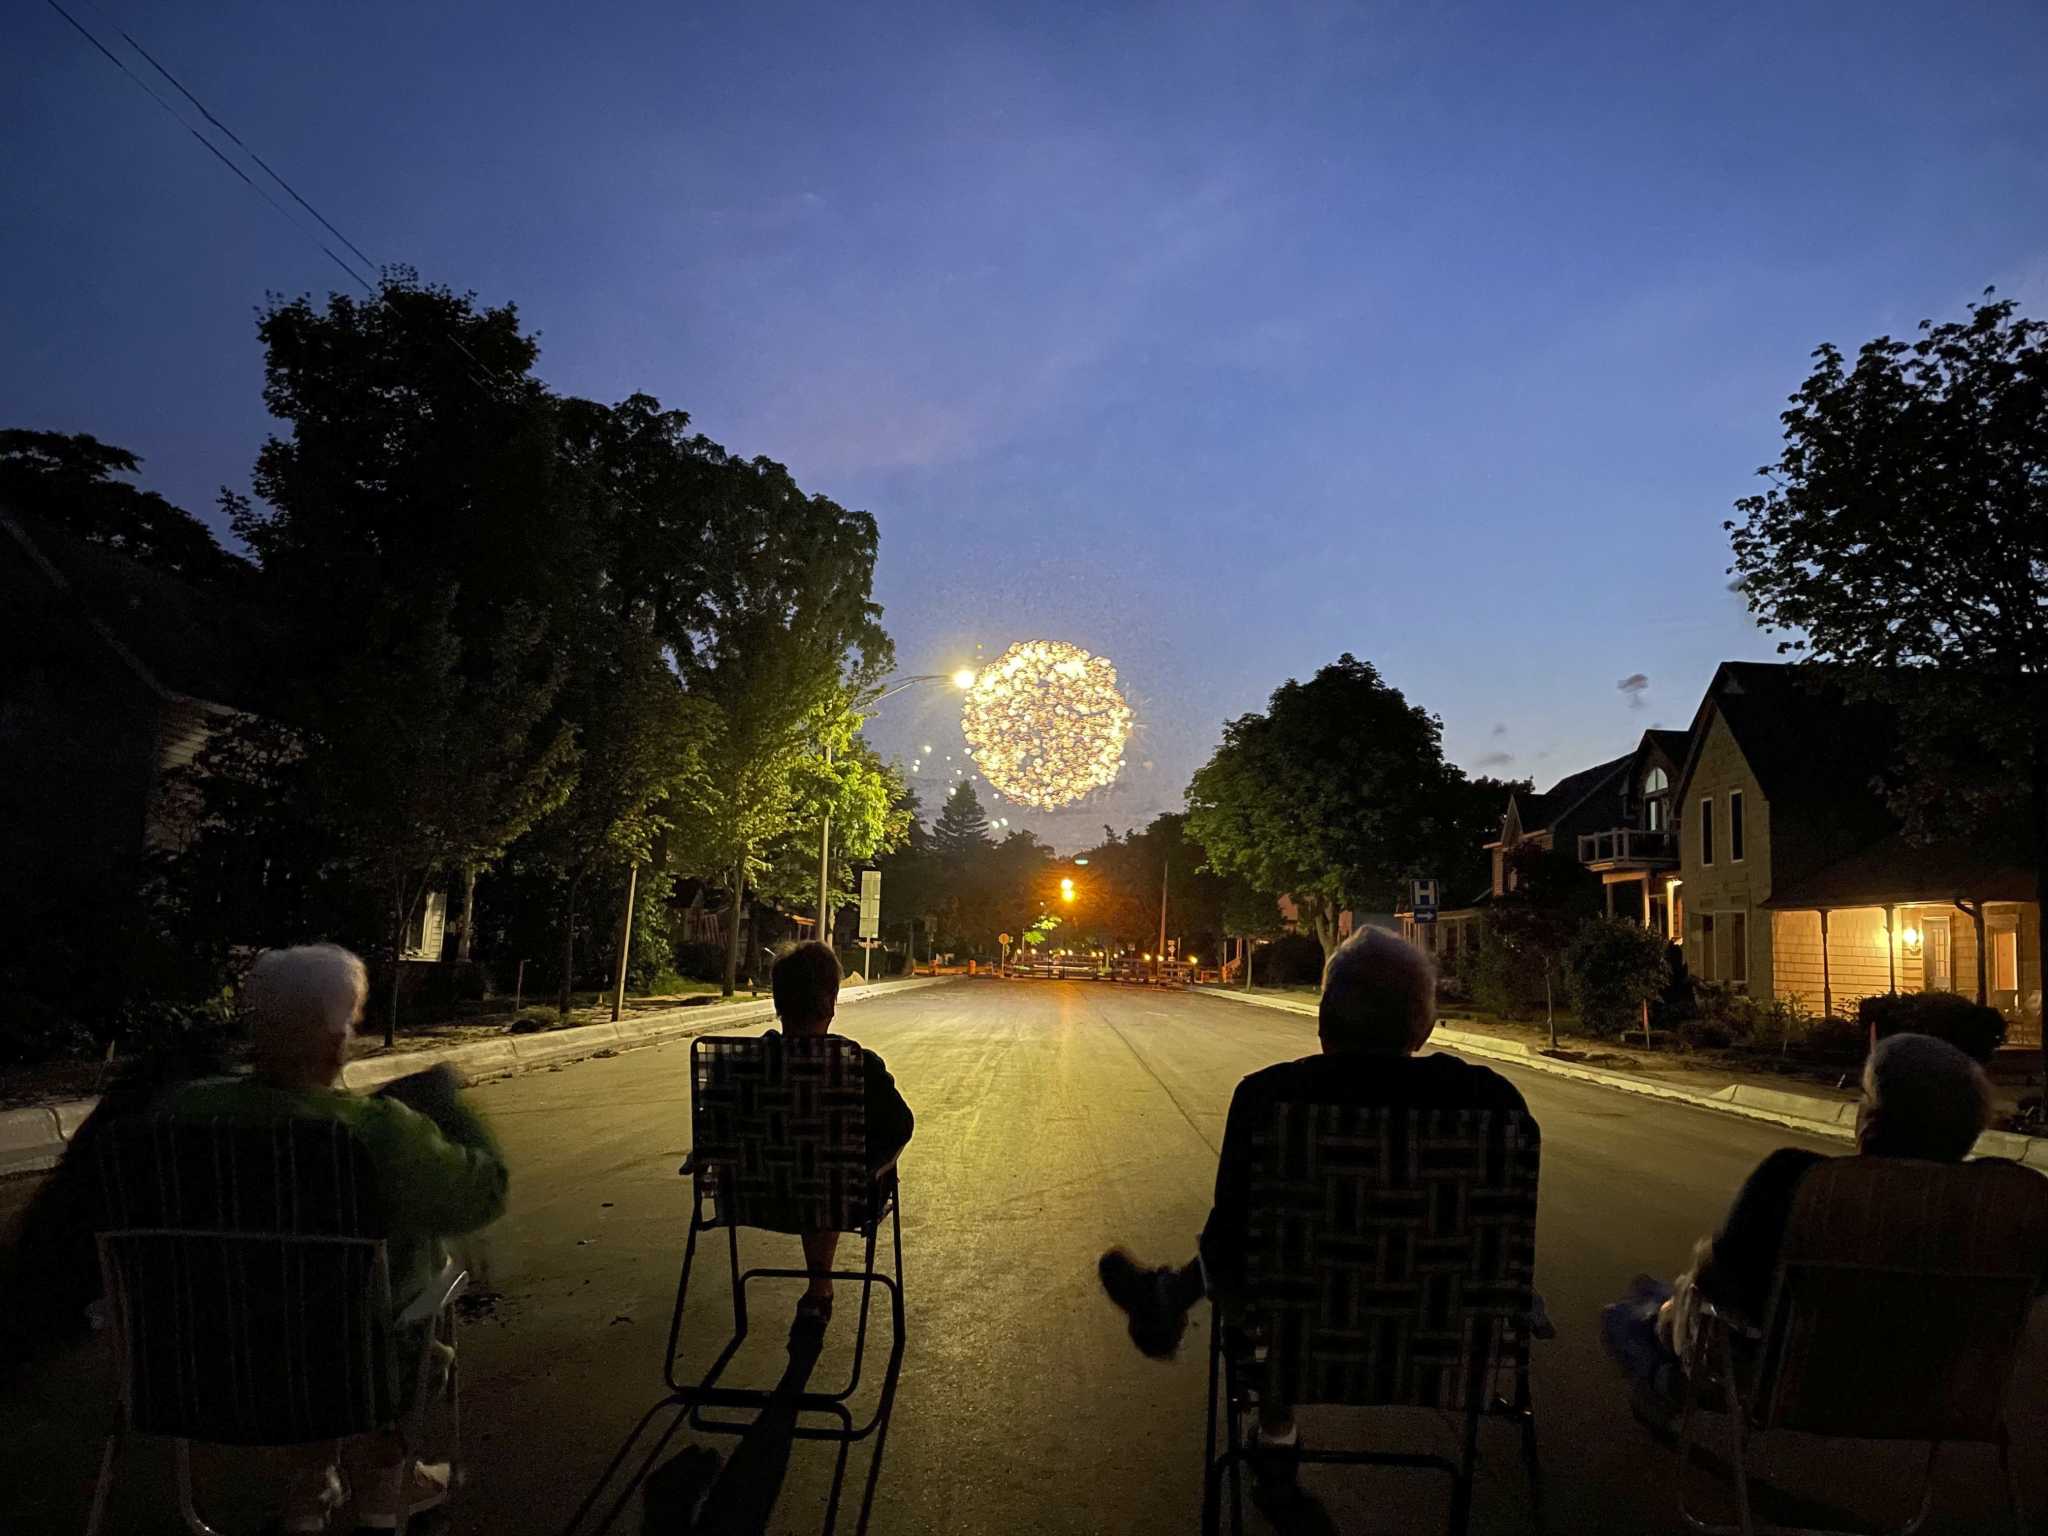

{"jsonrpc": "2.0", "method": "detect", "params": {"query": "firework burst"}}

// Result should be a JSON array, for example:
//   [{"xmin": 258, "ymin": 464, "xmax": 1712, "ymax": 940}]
[{"xmin": 960, "ymin": 640, "xmax": 1132, "ymax": 810}]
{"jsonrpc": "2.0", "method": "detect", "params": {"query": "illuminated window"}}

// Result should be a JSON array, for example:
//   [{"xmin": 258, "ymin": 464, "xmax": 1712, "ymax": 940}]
[
  {"xmin": 1993, "ymin": 928, "xmax": 2019, "ymax": 992},
  {"xmin": 1729, "ymin": 791, "xmax": 1745, "ymax": 862},
  {"xmin": 1643, "ymin": 766, "xmax": 1670, "ymax": 831},
  {"xmin": 1699, "ymin": 798, "xmax": 1715, "ymax": 866}
]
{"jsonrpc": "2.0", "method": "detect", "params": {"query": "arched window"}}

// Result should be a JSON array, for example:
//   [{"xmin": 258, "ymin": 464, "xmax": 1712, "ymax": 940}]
[{"xmin": 1643, "ymin": 765, "xmax": 1670, "ymax": 831}]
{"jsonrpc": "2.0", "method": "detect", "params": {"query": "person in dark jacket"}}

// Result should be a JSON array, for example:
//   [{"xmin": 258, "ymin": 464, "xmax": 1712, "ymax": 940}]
[
  {"xmin": 763, "ymin": 941, "xmax": 914, "ymax": 1334},
  {"xmin": 1097, "ymin": 928, "xmax": 1539, "ymax": 1480}
]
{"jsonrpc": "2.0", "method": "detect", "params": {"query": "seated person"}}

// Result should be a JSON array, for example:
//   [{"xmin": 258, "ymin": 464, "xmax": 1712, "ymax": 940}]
[
  {"xmin": 1098, "ymin": 929, "xmax": 1537, "ymax": 1471},
  {"xmin": 759, "ymin": 941, "xmax": 914, "ymax": 1334},
  {"xmin": 164, "ymin": 944, "xmax": 510, "ymax": 1532},
  {"xmin": 1604, "ymin": 1031, "xmax": 1994, "ymax": 1428}
]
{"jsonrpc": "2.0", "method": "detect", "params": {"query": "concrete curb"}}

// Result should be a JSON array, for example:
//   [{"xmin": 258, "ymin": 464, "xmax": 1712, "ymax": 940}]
[
  {"xmin": 0, "ymin": 976, "xmax": 956, "ymax": 1177},
  {"xmin": 1193, "ymin": 986, "xmax": 2048, "ymax": 1171}
]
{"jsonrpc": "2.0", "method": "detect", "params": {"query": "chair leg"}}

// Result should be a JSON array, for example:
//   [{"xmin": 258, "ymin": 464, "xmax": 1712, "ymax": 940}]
[
  {"xmin": 1202, "ymin": 1320, "xmax": 1222, "ymax": 1536},
  {"xmin": 1720, "ymin": 1351, "xmax": 1756, "ymax": 1536},
  {"xmin": 662, "ymin": 1218, "xmax": 703, "ymax": 1394},
  {"xmin": 1448, "ymin": 1398, "xmax": 1482, "ymax": 1536},
  {"xmin": 84, "ymin": 1434, "xmax": 119, "ymax": 1536},
  {"xmin": 173, "ymin": 1440, "xmax": 225, "ymax": 1536},
  {"xmin": 2000, "ymin": 1426, "xmax": 2029, "ymax": 1536}
]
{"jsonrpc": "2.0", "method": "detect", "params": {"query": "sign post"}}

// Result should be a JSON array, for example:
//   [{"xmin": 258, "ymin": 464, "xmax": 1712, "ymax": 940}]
[{"xmin": 858, "ymin": 870, "xmax": 881, "ymax": 981}]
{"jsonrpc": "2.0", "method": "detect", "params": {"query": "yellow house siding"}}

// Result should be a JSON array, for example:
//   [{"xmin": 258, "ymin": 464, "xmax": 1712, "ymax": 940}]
[{"xmin": 1678, "ymin": 711, "xmax": 1771, "ymax": 989}]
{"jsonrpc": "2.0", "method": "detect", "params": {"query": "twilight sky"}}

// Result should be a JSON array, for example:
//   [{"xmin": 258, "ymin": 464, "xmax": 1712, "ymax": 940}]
[{"xmin": 8, "ymin": 1, "xmax": 2047, "ymax": 848}]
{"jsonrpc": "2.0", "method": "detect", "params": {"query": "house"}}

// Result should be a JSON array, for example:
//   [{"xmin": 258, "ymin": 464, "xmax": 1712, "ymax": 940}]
[
  {"xmin": 1, "ymin": 513, "xmax": 264, "ymax": 900},
  {"xmin": 1672, "ymin": 662, "xmax": 2040, "ymax": 1040},
  {"xmin": 1573, "ymin": 728, "xmax": 1690, "ymax": 936}
]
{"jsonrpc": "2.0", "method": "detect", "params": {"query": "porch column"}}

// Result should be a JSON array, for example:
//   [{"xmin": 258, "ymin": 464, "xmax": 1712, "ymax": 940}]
[
  {"xmin": 1885, "ymin": 904, "xmax": 1898, "ymax": 994},
  {"xmin": 1955, "ymin": 898, "xmax": 1988, "ymax": 1004},
  {"xmin": 1819, "ymin": 908, "xmax": 1832, "ymax": 1021},
  {"xmin": 1605, "ymin": 882, "xmax": 1615, "ymax": 918},
  {"xmin": 1641, "ymin": 879, "xmax": 1652, "ymax": 926}
]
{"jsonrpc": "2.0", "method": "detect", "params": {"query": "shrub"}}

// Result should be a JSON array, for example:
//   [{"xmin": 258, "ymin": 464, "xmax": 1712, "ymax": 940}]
[
  {"xmin": 1467, "ymin": 922, "xmax": 1550, "ymax": 1020},
  {"xmin": 1857, "ymin": 991, "xmax": 2007, "ymax": 1063},
  {"xmin": 643, "ymin": 970, "xmax": 689, "ymax": 996},
  {"xmin": 1564, "ymin": 918, "xmax": 1674, "ymax": 1037},
  {"xmin": 1792, "ymin": 1013, "xmax": 1868, "ymax": 1062},
  {"xmin": 507, "ymin": 1008, "xmax": 555, "ymax": 1035},
  {"xmin": 671, "ymin": 941, "xmax": 728, "ymax": 983},
  {"xmin": 1258, "ymin": 933, "xmax": 1327, "ymax": 986}
]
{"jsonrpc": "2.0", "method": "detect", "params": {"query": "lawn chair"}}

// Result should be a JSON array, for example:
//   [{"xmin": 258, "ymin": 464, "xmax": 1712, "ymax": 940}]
[
  {"xmin": 1206, "ymin": 1104, "xmax": 1542, "ymax": 1536},
  {"xmin": 563, "ymin": 1034, "xmax": 905, "ymax": 1535},
  {"xmin": 1677, "ymin": 1156, "xmax": 2048, "ymax": 1536},
  {"xmin": 87, "ymin": 1115, "xmax": 466, "ymax": 1536}
]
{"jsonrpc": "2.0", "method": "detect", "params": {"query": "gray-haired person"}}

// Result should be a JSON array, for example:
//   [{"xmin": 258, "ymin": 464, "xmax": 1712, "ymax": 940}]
[
  {"xmin": 1097, "ymin": 928, "xmax": 1539, "ymax": 1494},
  {"xmin": 165, "ymin": 944, "xmax": 509, "ymax": 1531},
  {"xmin": 1604, "ymin": 1031, "xmax": 1998, "ymax": 1429}
]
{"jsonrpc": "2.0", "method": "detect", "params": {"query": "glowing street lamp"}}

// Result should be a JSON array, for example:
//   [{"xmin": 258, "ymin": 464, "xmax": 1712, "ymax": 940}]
[{"xmin": 1060, "ymin": 877, "xmax": 1075, "ymax": 904}]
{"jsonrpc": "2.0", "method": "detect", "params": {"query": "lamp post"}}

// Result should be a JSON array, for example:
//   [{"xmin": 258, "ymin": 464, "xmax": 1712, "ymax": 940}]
[{"xmin": 816, "ymin": 669, "xmax": 976, "ymax": 940}]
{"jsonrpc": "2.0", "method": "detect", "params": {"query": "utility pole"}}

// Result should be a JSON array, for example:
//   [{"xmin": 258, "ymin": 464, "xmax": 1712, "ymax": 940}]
[
  {"xmin": 1158, "ymin": 855, "xmax": 1169, "ymax": 967},
  {"xmin": 610, "ymin": 861, "xmax": 639, "ymax": 1022},
  {"xmin": 816, "ymin": 739, "xmax": 833, "ymax": 950}
]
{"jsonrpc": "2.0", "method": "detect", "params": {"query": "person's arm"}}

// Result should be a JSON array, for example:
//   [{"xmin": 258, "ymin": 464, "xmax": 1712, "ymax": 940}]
[
  {"xmin": 1684, "ymin": 1148, "xmax": 1822, "ymax": 1322},
  {"xmin": 356, "ymin": 1087, "xmax": 510, "ymax": 1238},
  {"xmin": 862, "ymin": 1051, "xmax": 915, "ymax": 1168},
  {"xmin": 1198, "ymin": 1079, "xmax": 1260, "ymax": 1303}
]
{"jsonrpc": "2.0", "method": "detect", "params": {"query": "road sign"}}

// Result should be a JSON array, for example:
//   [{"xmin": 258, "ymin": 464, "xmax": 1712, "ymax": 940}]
[
  {"xmin": 998, "ymin": 933, "xmax": 1012, "ymax": 947},
  {"xmin": 1411, "ymin": 878, "xmax": 1439, "ymax": 924},
  {"xmin": 859, "ymin": 870, "xmax": 881, "ymax": 940}
]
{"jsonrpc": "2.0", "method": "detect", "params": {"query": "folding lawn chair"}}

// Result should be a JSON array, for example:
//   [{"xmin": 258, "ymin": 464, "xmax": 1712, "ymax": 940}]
[
  {"xmin": 87, "ymin": 1115, "xmax": 467, "ymax": 1536},
  {"xmin": 564, "ymin": 1033, "xmax": 906, "ymax": 1534},
  {"xmin": 1677, "ymin": 1156, "xmax": 2048, "ymax": 1536},
  {"xmin": 1205, "ymin": 1104, "xmax": 1543, "ymax": 1536}
]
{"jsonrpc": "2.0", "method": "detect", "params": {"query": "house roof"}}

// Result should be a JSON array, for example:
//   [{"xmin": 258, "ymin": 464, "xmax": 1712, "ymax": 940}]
[
  {"xmin": 1675, "ymin": 661, "xmax": 1892, "ymax": 812},
  {"xmin": 2, "ymin": 513, "xmax": 269, "ymax": 711},
  {"xmin": 1642, "ymin": 728, "xmax": 1690, "ymax": 766},
  {"xmin": 1512, "ymin": 753, "xmax": 1632, "ymax": 835},
  {"xmin": 1764, "ymin": 831, "xmax": 2035, "ymax": 909}
]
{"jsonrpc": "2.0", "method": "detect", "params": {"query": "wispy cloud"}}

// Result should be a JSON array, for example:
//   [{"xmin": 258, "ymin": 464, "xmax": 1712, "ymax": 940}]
[
  {"xmin": 1490, "ymin": 722, "xmax": 1508, "ymax": 737},
  {"xmin": 1475, "ymin": 750, "xmax": 1514, "ymax": 768}
]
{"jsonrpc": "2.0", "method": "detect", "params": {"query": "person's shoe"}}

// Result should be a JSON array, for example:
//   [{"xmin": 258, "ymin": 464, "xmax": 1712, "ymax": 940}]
[
  {"xmin": 356, "ymin": 1460, "xmax": 451, "ymax": 1529},
  {"xmin": 280, "ymin": 1463, "xmax": 348, "ymax": 1533},
  {"xmin": 1097, "ymin": 1249, "xmax": 1192, "ymax": 1360},
  {"xmin": 1248, "ymin": 1422, "xmax": 1303, "ymax": 1503}
]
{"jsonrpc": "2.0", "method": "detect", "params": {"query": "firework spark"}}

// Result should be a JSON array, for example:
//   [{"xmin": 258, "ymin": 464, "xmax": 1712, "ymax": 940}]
[{"xmin": 959, "ymin": 640, "xmax": 1132, "ymax": 810}]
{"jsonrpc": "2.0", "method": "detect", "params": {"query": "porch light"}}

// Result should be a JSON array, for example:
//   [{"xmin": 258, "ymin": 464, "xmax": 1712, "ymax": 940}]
[{"xmin": 1900, "ymin": 924, "xmax": 1924, "ymax": 954}]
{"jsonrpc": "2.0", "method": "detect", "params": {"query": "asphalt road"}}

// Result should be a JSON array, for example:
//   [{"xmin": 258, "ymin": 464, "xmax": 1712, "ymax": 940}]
[{"xmin": 7, "ymin": 978, "xmax": 2046, "ymax": 1534}]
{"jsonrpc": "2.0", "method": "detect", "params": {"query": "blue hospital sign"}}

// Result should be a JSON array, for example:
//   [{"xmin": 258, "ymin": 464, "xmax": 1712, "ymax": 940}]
[{"xmin": 1411, "ymin": 879, "xmax": 1439, "ymax": 923}]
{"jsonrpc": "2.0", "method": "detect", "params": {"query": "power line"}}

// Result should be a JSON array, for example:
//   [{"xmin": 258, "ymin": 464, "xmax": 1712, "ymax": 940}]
[
  {"xmin": 47, "ymin": 0, "xmax": 508, "ymax": 393},
  {"xmin": 45, "ymin": 0, "xmax": 377, "ymax": 295}
]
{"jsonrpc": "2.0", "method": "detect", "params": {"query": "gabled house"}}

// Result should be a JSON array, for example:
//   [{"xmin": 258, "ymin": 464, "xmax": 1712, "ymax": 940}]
[
  {"xmin": 1672, "ymin": 662, "xmax": 2040, "ymax": 1038},
  {"xmin": 1573, "ymin": 728, "xmax": 1690, "ymax": 936}
]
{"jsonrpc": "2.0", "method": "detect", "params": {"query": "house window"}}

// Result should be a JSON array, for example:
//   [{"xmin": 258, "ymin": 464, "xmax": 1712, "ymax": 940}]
[
  {"xmin": 1993, "ymin": 927, "xmax": 2019, "ymax": 993},
  {"xmin": 1725, "ymin": 911, "xmax": 1748, "ymax": 988},
  {"xmin": 1729, "ymin": 791, "xmax": 1745, "ymax": 863},
  {"xmin": 1643, "ymin": 766, "xmax": 1670, "ymax": 832},
  {"xmin": 1695, "ymin": 912, "xmax": 1716, "ymax": 981},
  {"xmin": 1699, "ymin": 798, "xmax": 1715, "ymax": 866}
]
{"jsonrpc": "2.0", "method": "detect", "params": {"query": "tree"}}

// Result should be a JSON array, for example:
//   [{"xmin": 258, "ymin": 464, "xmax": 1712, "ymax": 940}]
[
  {"xmin": 308, "ymin": 593, "xmax": 576, "ymax": 1042},
  {"xmin": 1728, "ymin": 292, "xmax": 2048, "ymax": 1064},
  {"xmin": 1564, "ymin": 917, "xmax": 1673, "ymax": 1039},
  {"xmin": 758, "ymin": 719, "xmax": 910, "ymax": 943},
  {"xmin": 1486, "ymin": 842, "xmax": 1603, "ymax": 1046},
  {"xmin": 666, "ymin": 454, "xmax": 892, "ymax": 995},
  {"xmin": 1186, "ymin": 655, "xmax": 1463, "ymax": 958},
  {"xmin": 932, "ymin": 781, "xmax": 994, "ymax": 855},
  {"xmin": 0, "ymin": 429, "xmax": 249, "ymax": 587}
]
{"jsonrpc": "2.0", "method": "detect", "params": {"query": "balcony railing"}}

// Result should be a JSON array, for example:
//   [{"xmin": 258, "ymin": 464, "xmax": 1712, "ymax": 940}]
[{"xmin": 1577, "ymin": 827, "xmax": 1677, "ymax": 866}]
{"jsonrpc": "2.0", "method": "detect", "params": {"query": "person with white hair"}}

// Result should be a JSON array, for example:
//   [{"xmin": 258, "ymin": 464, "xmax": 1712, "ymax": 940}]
[
  {"xmin": 166, "ymin": 943, "xmax": 510, "ymax": 1531},
  {"xmin": 1096, "ymin": 927, "xmax": 1536, "ymax": 1499},
  {"xmin": 1604, "ymin": 1030, "xmax": 1996, "ymax": 1430}
]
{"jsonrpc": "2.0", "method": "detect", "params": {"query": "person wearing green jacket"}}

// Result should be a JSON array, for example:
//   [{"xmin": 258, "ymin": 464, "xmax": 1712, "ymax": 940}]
[{"xmin": 163, "ymin": 943, "xmax": 509, "ymax": 1532}]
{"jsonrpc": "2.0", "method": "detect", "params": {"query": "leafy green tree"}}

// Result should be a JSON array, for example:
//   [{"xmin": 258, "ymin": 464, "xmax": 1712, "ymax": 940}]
[
  {"xmin": 1186, "ymin": 654, "xmax": 1463, "ymax": 958},
  {"xmin": 1486, "ymin": 842, "xmax": 1603, "ymax": 1044},
  {"xmin": 0, "ymin": 429, "xmax": 249, "ymax": 587},
  {"xmin": 308, "ymin": 593, "xmax": 577, "ymax": 1042},
  {"xmin": 1728, "ymin": 292, "xmax": 2048, "ymax": 1058},
  {"xmin": 1564, "ymin": 916, "xmax": 1673, "ymax": 1039},
  {"xmin": 758, "ymin": 719, "xmax": 910, "ymax": 941}
]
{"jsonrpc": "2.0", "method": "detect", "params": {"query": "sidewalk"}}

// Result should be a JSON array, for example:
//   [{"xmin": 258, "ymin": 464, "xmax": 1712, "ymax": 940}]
[
  {"xmin": 0, "ymin": 974, "xmax": 955, "ymax": 1178},
  {"xmin": 1195, "ymin": 984, "xmax": 2048, "ymax": 1172}
]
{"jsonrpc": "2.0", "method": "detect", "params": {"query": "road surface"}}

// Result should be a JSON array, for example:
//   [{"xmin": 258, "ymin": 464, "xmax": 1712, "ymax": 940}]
[{"xmin": 6, "ymin": 978, "xmax": 2044, "ymax": 1533}]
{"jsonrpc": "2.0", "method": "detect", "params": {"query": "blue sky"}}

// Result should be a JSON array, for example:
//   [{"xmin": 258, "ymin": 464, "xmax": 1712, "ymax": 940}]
[{"xmin": 8, "ymin": 1, "xmax": 2046, "ymax": 847}]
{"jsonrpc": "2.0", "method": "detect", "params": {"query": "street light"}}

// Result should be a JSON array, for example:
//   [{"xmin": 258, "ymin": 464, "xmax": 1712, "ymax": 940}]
[
  {"xmin": 1060, "ymin": 877, "xmax": 1075, "ymax": 904},
  {"xmin": 818, "ymin": 670, "xmax": 975, "ymax": 937}
]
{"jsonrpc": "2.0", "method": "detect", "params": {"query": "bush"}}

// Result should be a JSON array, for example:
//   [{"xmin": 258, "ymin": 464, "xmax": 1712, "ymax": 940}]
[
  {"xmin": 1564, "ymin": 918, "xmax": 1673, "ymax": 1037},
  {"xmin": 643, "ymin": 970, "xmax": 689, "ymax": 996},
  {"xmin": 671, "ymin": 940, "xmax": 728, "ymax": 983},
  {"xmin": 1466, "ymin": 923, "xmax": 1550, "ymax": 1020},
  {"xmin": 1857, "ymin": 991, "xmax": 2008, "ymax": 1063},
  {"xmin": 1791, "ymin": 1013, "xmax": 1867, "ymax": 1063},
  {"xmin": 506, "ymin": 1008, "xmax": 556, "ymax": 1035},
  {"xmin": 1257, "ymin": 933, "xmax": 1327, "ymax": 986}
]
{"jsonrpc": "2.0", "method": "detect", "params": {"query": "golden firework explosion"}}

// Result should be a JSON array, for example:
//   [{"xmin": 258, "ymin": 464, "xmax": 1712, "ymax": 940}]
[{"xmin": 960, "ymin": 640, "xmax": 1132, "ymax": 810}]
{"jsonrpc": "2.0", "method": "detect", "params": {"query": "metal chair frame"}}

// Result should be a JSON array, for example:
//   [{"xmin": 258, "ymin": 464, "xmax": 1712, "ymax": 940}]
[
  {"xmin": 1675, "ymin": 1160, "xmax": 2044, "ymax": 1536},
  {"xmin": 88, "ymin": 1181, "xmax": 466, "ymax": 1535},
  {"xmin": 1200, "ymin": 1106, "xmax": 1543, "ymax": 1536},
  {"xmin": 561, "ymin": 1035, "xmax": 907, "ymax": 1536}
]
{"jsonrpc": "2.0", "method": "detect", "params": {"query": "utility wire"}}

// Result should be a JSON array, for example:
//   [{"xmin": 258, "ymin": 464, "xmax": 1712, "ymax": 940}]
[{"xmin": 47, "ymin": 0, "xmax": 507, "ymax": 392}]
